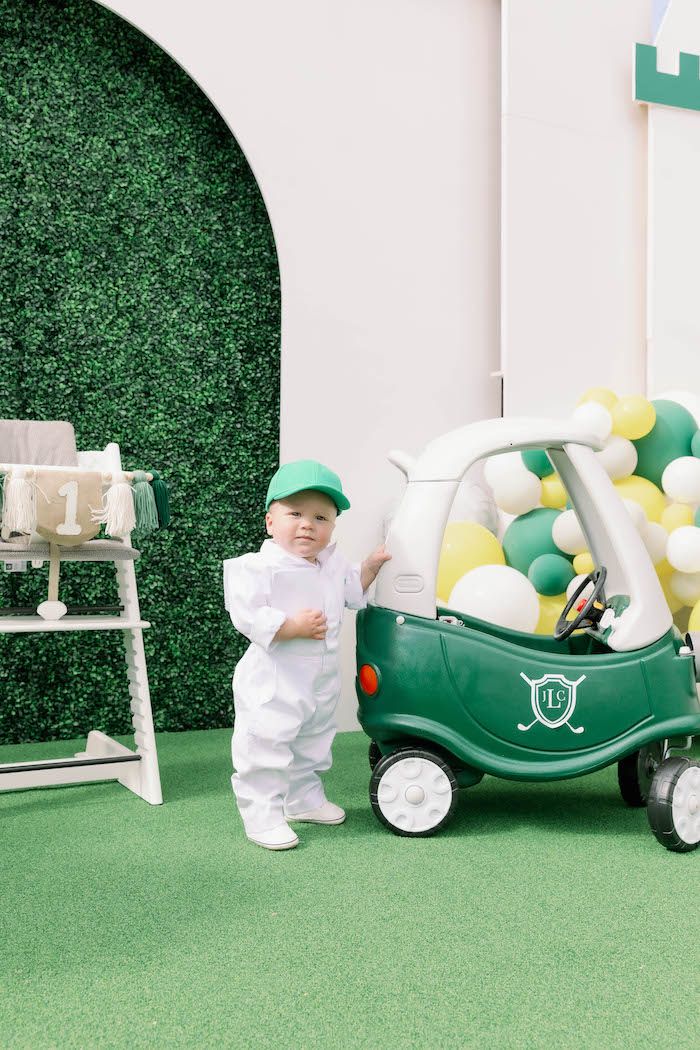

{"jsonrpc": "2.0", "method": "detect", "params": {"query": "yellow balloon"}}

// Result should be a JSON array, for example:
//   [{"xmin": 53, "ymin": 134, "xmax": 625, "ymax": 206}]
[
  {"xmin": 611, "ymin": 396, "xmax": 656, "ymax": 440},
  {"xmin": 437, "ymin": 521, "xmax": 505, "ymax": 601},
  {"xmin": 534, "ymin": 593, "xmax": 567, "ymax": 635},
  {"xmin": 540, "ymin": 473, "xmax": 567, "ymax": 509},
  {"xmin": 661, "ymin": 503, "xmax": 694, "ymax": 532},
  {"xmin": 573, "ymin": 551, "xmax": 594, "ymax": 575},
  {"xmin": 614, "ymin": 475, "xmax": 666, "ymax": 523},
  {"xmin": 655, "ymin": 558, "xmax": 673, "ymax": 580},
  {"xmin": 689, "ymin": 599, "xmax": 700, "ymax": 632},
  {"xmin": 578, "ymin": 387, "xmax": 618, "ymax": 411}
]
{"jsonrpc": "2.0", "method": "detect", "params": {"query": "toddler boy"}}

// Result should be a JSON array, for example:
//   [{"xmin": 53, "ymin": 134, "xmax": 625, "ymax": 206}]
[{"xmin": 223, "ymin": 460, "xmax": 390, "ymax": 850}]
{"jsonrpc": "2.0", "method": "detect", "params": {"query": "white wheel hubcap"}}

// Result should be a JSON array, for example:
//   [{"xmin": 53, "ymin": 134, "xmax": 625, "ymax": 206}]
[
  {"xmin": 377, "ymin": 756, "xmax": 453, "ymax": 833},
  {"xmin": 672, "ymin": 766, "xmax": 700, "ymax": 845}
]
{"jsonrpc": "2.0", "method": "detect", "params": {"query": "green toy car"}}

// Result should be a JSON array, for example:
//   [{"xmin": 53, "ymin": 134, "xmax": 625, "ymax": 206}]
[{"xmin": 355, "ymin": 418, "xmax": 700, "ymax": 851}]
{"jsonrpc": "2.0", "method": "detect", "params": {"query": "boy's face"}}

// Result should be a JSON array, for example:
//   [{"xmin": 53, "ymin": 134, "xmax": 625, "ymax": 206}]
[{"xmin": 266, "ymin": 490, "xmax": 338, "ymax": 562}]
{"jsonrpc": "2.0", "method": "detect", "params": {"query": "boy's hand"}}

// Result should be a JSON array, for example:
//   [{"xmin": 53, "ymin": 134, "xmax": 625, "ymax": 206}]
[
  {"xmin": 365, "ymin": 545, "xmax": 392, "ymax": 574},
  {"xmin": 293, "ymin": 609, "xmax": 327, "ymax": 639},
  {"xmin": 288, "ymin": 609, "xmax": 328, "ymax": 640},
  {"xmin": 361, "ymin": 545, "xmax": 392, "ymax": 591}
]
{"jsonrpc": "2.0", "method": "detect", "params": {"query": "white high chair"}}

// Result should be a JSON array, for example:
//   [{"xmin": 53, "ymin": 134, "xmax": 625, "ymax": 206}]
[{"xmin": 0, "ymin": 422, "xmax": 163, "ymax": 805}]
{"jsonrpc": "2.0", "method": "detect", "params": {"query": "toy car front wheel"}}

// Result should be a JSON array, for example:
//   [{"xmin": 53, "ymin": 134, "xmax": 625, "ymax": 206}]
[
  {"xmin": 369, "ymin": 748, "xmax": 458, "ymax": 836},
  {"xmin": 617, "ymin": 740, "xmax": 668, "ymax": 807},
  {"xmin": 647, "ymin": 757, "xmax": 700, "ymax": 852}
]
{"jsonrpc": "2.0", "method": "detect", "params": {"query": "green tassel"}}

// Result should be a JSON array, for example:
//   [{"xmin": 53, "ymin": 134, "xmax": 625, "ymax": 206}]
[
  {"xmin": 132, "ymin": 470, "xmax": 159, "ymax": 536},
  {"xmin": 149, "ymin": 469, "xmax": 171, "ymax": 528}
]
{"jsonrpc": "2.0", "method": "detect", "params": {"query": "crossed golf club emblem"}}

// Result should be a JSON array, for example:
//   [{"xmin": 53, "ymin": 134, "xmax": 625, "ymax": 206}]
[{"xmin": 518, "ymin": 672, "xmax": 585, "ymax": 734}]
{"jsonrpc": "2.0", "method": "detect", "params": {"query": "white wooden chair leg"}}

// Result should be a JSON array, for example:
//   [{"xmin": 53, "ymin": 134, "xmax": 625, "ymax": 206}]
[
  {"xmin": 116, "ymin": 558, "xmax": 163, "ymax": 805},
  {"xmin": 123, "ymin": 627, "xmax": 162, "ymax": 804}
]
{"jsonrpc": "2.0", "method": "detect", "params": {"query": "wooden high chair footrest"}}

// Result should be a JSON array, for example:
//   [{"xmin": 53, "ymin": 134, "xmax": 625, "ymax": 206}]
[
  {"xmin": 0, "ymin": 540, "xmax": 140, "ymax": 561},
  {"xmin": 0, "ymin": 616, "xmax": 150, "ymax": 633},
  {"xmin": 0, "ymin": 752, "xmax": 141, "ymax": 775}
]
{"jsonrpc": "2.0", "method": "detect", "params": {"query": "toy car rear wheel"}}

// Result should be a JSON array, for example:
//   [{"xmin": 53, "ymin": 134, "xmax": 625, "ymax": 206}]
[
  {"xmin": 368, "ymin": 740, "xmax": 382, "ymax": 771},
  {"xmin": 369, "ymin": 748, "xmax": 458, "ymax": 837},
  {"xmin": 617, "ymin": 740, "xmax": 668, "ymax": 807},
  {"xmin": 647, "ymin": 756, "xmax": 700, "ymax": 852}
]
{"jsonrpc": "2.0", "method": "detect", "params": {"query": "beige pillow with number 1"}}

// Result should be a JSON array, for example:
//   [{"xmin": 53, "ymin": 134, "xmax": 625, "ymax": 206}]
[{"xmin": 35, "ymin": 469, "xmax": 103, "ymax": 546}]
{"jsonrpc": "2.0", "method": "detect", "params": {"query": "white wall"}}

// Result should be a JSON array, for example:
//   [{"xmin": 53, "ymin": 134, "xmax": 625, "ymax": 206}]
[
  {"xmin": 100, "ymin": 0, "xmax": 502, "ymax": 728},
  {"xmin": 501, "ymin": 0, "xmax": 650, "ymax": 414},
  {"xmin": 647, "ymin": 0, "xmax": 700, "ymax": 395},
  {"xmin": 98, "ymin": 2, "xmax": 700, "ymax": 732}
]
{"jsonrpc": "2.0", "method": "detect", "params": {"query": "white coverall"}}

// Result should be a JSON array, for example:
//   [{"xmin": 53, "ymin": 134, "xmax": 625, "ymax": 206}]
[{"xmin": 223, "ymin": 539, "xmax": 366, "ymax": 835}]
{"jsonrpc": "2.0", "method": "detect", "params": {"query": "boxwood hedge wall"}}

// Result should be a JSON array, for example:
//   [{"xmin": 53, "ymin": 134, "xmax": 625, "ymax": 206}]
[{"xmin": 0, "ymin": 0, "xmax": 280, "ymax": 743}]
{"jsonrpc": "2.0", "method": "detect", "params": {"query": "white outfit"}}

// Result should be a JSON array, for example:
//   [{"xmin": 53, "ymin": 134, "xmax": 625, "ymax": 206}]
[{"xmin": 223, "ymin": 539, "xmax": 366, "ymax": 835}]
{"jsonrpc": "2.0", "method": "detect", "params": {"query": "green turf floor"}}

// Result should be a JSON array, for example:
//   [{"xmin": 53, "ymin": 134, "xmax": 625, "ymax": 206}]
[{"xmin": 1, "ymin": 729, "xmax": 699, "ymax": 1049}]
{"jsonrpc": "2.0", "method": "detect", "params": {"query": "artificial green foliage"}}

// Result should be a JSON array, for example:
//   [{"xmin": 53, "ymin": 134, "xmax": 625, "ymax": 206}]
[{"xmin": 0, "ymin": 0, "xmax": 280, "ymax": 743}]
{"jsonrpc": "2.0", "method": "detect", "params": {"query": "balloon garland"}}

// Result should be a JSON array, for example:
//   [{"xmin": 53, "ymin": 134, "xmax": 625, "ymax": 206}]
[{"xmin": 438, "ymin": 389, "xmax": 700, "ymax": 634}]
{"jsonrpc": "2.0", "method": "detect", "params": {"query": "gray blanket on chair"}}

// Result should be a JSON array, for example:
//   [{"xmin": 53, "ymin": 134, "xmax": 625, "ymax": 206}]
[{"xmin": 0, "ymin": 420, "xmax": 78, "ymax": 467}]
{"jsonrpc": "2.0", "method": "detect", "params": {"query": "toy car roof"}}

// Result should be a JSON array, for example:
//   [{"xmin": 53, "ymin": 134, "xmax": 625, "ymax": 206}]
[
  {"xmin": 389, "ymin": 417, "xmax": 602, "ymax": 481},
  {"xmin": 376, "ymin": 416, "xmax": 673, "ymax": 653}
]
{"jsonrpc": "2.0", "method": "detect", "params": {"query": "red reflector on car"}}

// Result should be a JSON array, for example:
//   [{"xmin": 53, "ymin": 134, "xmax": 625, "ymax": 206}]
[{"xmin": 359, "ymin": 664, "xmax": 379, "ymax": 696}]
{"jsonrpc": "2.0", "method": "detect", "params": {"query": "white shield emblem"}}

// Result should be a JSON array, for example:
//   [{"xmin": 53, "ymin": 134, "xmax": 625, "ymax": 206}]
[{"xmin": 518, "ymin": 673, "xmax": 585, "ymax": 734}]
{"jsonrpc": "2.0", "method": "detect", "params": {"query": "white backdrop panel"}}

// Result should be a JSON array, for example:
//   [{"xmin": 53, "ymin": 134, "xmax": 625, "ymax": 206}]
[
  {"xmin": 100, "ymin": 0, "xmax": 501, "ymax": 728},
  {"xmin": 647, "ymin": 0, "xmax": 700, "ymax": 396},
  {"xmin": 502, "ymin": 0, "xmax": 649, "ymax": 415}
]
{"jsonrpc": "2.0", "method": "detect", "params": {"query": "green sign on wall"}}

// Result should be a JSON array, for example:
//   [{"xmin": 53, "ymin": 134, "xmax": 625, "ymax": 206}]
[{"xmin": 635, "ymin": 42, "xmax": 700, "ymax": 111}]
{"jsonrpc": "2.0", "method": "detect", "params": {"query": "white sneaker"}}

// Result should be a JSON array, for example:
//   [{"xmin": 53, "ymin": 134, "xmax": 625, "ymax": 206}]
[
  {"xmin": 247, "ymin": 822, "xmax": 299, "ymax": 850},
  {"xmin": 285, "ymin": 801, "xmax": 346, "ymax": 825}
]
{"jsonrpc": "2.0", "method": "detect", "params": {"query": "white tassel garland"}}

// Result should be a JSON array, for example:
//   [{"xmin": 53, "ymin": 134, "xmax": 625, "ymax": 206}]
[
  {"xmin": 2, "ymin": 468, "xmax": 37, "ymax": 534},
  {"xmin": 91, "ymin": 471, "xmax": 136, "ymax": 537}
]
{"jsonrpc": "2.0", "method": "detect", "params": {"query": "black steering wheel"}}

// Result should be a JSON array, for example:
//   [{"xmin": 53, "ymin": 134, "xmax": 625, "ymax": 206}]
[{"xmin": 554, "ymin": 567, "xmax": 608, "ymax": 641}]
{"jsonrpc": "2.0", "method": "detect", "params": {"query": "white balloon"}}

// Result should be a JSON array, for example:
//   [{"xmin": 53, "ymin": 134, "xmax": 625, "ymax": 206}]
[
  {"xmin": 552, "ymin": 509, "xmax": 587, "ymax": 556},
  {"xmin": 572, "ymin": 401, "xmax": 613, "ymax": 442},
  {"xmin": 622, "ymin": 498, "xmax": 647, "ymax": 531},
  {"xmin": 566, "ymin": 574, "xmax": 594, "ymax": 602},
  {"xmin": 641, "ymin": 521, "xmax": 668, "ymax": 565},
  {"xmin": 448, "ymin": 565, "xmax": 539, "ymax": 633},
  {"xmin": 484, "ymin": 451, "xmax": 530, "ymax": 488},
  {"xmin": 667, "ymin": 525, "xmax": 700, "ymax": 573},
  {"xmin": 661, "ymin": 457, "xmax": 700, "ymax": 504},
  {"xmin": 670, "ymin": 571, "xmax": 700, "ymax": 605},
  {"xmin": 491, "ymin": 471, "xmax": 541, "ymax": 516},
  {"xmin": 596, "ymin": 435, "xmax": 638, "ymax": 480}
]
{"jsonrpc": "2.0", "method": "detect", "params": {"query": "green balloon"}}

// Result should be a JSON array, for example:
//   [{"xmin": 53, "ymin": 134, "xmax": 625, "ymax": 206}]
[
  {"xmin": 691, "ymin": 430, "xmax": 700, "ymax": 458},
  {"xmin": 528, "ymin": 553, "xmax": 575, "ymax": 597},
  {"xmin": 521, "ymin": 449, "xmax": 552, "ymax": 478},
  {"xmin": 694, "ymin": 507, "xmax": 700, "ymax": 528},
  {"xmin": 633, "ymin": 400, "xmax": 696, "ymax": 487},
  {"xmin": 503, "ymin": 508, "xmax": 567, "ymax": 575}
]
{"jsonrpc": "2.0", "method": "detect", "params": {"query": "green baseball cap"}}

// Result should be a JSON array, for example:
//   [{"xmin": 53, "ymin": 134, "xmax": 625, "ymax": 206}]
[{"xmin": 266, "ymin": 459, "xmax": 350, "ymax": 513}]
